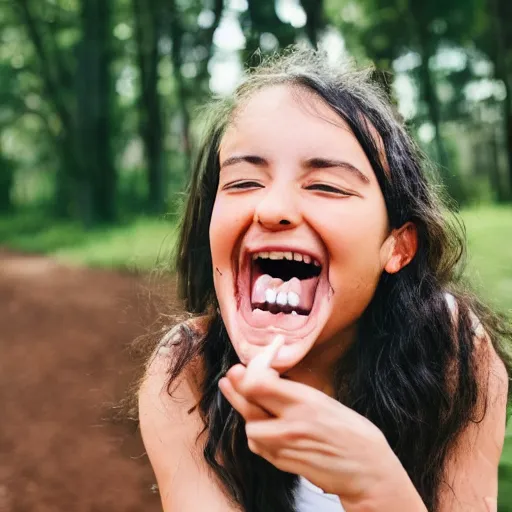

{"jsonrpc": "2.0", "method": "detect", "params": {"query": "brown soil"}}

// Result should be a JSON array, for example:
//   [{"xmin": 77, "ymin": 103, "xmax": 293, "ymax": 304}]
[{"xmin": 0, "ymin": 249, "xmax": 174, "ymax": 512}]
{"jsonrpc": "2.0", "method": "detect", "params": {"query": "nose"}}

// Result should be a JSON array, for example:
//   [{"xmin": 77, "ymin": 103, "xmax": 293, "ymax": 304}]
[{"xmin": 253, "ymin": 183, "xmax": 301, "ymax": 231}]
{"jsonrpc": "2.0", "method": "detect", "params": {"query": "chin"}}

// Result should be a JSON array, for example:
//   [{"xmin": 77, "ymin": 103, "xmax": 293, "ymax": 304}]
[{"xmin": 215, "ymin": 245, "xmax": 334, "ymax": 372}]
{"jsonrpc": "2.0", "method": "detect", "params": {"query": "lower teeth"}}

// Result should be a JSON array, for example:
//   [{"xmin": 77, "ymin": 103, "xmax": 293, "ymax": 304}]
[{"xmin": 252, "ymin": 303, "xmax": 306, "ymax": 316}]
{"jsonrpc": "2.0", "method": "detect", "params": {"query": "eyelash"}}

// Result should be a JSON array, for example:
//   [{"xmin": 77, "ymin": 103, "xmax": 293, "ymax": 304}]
[
  {"xmin": 305, "ymin": 183, "xmax": 350, "ymax": 195},
  {"xmin": 224, "ymin": 180, "xmax": 263, "ymax": 190},
  {"xmin": 224, "ymin": 181, "xmax": 351, "ymax": 196}
]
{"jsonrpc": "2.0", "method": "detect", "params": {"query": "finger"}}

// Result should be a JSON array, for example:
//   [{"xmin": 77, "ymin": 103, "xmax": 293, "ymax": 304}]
[
  {"xmin": 241, "ymin": 335, "xmax": 284, "ymax": 397},
  {"xmin": 225, "ymin": 364, "xmax": 246, "ymax": 383},
  {"xmin": 231, "ymin": 370, "xmax": 290, "ymax": 416},
  {"xmin": 246, "ymin": 438, "xmax": 316, "ymax": 478},
  {"xmin": 246, "ymin": 420, "xmax": 325, "ymax": 454},
  {"xmin": 247, "ymin": 335, "xmax": 285, "ymax": 374},
  {"xmin": 240, "ymin": 371, "xmax": 319, "ymax": 416},
  {"xmin": 218, "ymin": 377, "xmax": 269, "ymax": 421},
  {"xmin": 225, "ymin": 360, "xmax": 297, "ymax": 418},
  {"xmin": 246, "ymin": 418, "xmax": 298, "ymax": 443}
]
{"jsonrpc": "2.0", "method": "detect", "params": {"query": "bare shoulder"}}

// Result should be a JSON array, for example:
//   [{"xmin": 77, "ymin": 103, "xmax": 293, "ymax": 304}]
[
  {"xmin": 138, "ymin": 317, "xmax": 208, "ymax": 469},
  {"xmin": 141, "ymin": 316, "xmax": 206, "ymax": 403},
  {"xmin": 439, "ymin": 294, "xmax": 509, "ymax": 511},
  {"xmin": 138, "ymin": 316, "xmax": 239, "ymax": 511}
]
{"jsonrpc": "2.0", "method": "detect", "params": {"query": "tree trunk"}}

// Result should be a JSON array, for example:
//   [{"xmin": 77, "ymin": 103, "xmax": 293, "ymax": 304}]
[
  {"xmin": 133, "ymin": 0, "xmax": 166, "ymax": 213},
  {"xmin": 243, "ymin": 0, "xmax": 296, "ymax": 64},
  {"xmin": 196, "ymin": 0, "xmax": 224, "ymax": 88},
  {"xmin": 16, "ymin": 0, "xmax": 76, "ymax": 217},
  {"xmin": 501, "ymin": 72, "xmax": 512, "ymax": 200},
  {"xmin": 77, "ymin": 0, "xmax": 116, "ymax": 224},
  {"xmin": 168, "ymin": 0, "xmax": 192, "ymax": 168},
  {"xmin": 0, "ymin": 152, "xmax": 14, "ymax": 213},
  {"xmin": 412, "ymin": 12, "xmax": 468, "ymax": 203},
  {"xmin": 417, "ymin": 37, "xmax": 448, "ymax": 171},
  {"xmin": 16, "ymin": 0, "xmax": 116, "ymax": 223},
  {"xmin": 54, "ymin": 137, "xmax": 76, "ymax": 218},
  {"xmin": 490, "ymin": 0, "xmax": 512, "ymax": 200},
  {"xmin": 505, "ymin": 97, "xmax": 512, "ymax": 199},
  {"xmin": 299, "ymin": 0, "xmax": 324, "ymax": 47},
  {"xmin": 489, "ymin": 125, "xmax": 506, "ymax": 202},
  {"xmin": 408, "ymin": 3, "xmax": 449, "ymax": 170}
]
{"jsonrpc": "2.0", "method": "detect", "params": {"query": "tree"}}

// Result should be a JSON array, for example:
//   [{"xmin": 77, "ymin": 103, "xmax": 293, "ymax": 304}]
[
  {"xmin": 13, "ymin": 0, "xmax": 117, "ymax": 224},
  {"xmin": 0, "ymin": 152, "xmax": 14, "ymax": 213},
  {"xmin": 329, "ymin": 0, "xmax": 482, "ymax": 201},
  {"xmin": 487, "ymin": 0, "xmax": 512, "ymax": 198},
  {"xmin": 133, "ymin": 0, "xmax": 166, "ymax": 212},
  {"xmin": 240, "ymin": 0, "xmax": 297, "ymax": 64},
  {"xmin": 77, "ymin": 0, "xmax": 116, "ymax": 222},
  {"xmin": 300, "ymin": 0, "xmax": 325, "ymax": 48}
]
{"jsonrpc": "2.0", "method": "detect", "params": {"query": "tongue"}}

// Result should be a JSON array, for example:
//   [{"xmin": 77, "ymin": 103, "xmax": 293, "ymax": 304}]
[{"xmin": 251, "ymin": 273, "xmax": 318, "ymax": 312}]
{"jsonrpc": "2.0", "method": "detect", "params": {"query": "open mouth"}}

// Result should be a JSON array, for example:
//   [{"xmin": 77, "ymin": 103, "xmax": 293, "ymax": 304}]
[
  {"xmin": 251, "ymin": 251, "xmax": 321, "ymax": 315},
  {"xmin": 237, "ymin": 249, "xmax": 326, "ymax": 335}
]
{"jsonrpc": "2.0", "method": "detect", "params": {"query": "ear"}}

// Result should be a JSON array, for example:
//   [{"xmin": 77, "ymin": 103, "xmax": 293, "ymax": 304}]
[{"xmin": 382, "ymin": 222, "xmax": 418, "ymax": 274}]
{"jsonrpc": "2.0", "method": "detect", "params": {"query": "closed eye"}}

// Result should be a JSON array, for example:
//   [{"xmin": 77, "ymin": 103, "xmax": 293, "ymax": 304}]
[
  {"xmin": 305, "ymin": 184, "xmax": 351, "ymax": 195},
  {"xmin": 223, "ymin": 180, "xmax": 264, "ymax": 190}
]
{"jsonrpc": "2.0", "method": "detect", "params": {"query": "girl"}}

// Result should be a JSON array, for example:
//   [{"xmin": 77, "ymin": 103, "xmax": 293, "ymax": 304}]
[{"xmin": 138, "ymin": 48, "xmax": 511, "ymax": 512}]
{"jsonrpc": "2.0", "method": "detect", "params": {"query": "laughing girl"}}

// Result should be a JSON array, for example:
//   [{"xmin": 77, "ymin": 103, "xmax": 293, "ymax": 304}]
[{"xmin": 138, "ymin": 49, "xmax": 511, "ymax": 512}]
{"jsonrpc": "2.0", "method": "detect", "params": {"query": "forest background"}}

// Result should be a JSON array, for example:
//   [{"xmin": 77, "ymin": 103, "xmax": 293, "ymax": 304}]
[{"xmin": 0, "ymin": 0, "xmax": 511, "ymax": 509}]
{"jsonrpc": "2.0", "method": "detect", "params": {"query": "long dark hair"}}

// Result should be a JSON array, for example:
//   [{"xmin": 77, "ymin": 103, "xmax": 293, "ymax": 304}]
[{"xmin": 160, "ymin": 48, "xmax": 511, "ymax": 512}]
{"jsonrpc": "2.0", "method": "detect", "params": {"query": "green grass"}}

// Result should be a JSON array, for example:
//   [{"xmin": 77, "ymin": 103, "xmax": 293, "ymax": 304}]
[
  {"xmin": 462, "ymin": 205, "xmax": 512, "ymax": 314},
  {"xmin": 0, "ymin": 205, "xmax": 511, "ymax": 505},
  {"xmin": 0, "ymin": 213, "xmax": 177, "ymax": 271}
]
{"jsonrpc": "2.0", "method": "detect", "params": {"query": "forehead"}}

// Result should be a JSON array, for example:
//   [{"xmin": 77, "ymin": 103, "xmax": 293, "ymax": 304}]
[
  {"xmin": 220, "ymin": 85, "xmax": 368, "ymax": 158},
  {"xmin": 219, "ymin": 85, "xmax": 388, "ymax": 177},
  {"xmin": 236, "ymin": 84, "xmax": 344, "ymax": 125}
]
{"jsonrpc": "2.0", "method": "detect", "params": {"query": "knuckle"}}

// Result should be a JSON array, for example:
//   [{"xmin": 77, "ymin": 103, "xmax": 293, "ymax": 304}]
[
  {"xmin": 244, "ymin": 378, "xmax": 270, "ymax": 398},
  {"xmin": 291, "ymin": 403, "xmax": 313, "ymax": 420},
  {"xmin": 364, "ymin": 423, "xmax": 386, "ymax": 444},
  {"xmin": 284, "ymin": 420, "xmax": 310, "ymax": 440}
]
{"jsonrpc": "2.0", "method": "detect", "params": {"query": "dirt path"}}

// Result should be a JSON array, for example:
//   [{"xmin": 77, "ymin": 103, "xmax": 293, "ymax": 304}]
[{"xmin": 0, "ymin": 249, "xmax": 170, "ymax": 512}]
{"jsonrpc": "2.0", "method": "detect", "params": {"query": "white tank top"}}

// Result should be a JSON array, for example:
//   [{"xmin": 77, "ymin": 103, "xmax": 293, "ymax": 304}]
[{"xmin": 295, "ymin": 477, "xmax": 345, "ymax": 511}]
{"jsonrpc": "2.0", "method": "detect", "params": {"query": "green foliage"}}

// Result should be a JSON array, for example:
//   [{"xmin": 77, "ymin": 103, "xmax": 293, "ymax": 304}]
[
  {"xmin": 0, "ymin": 212, "xmax": 177, "ymax": 271},
  {"xmin": 2, "ymin": 0, "xmax": 511, "ymax": 224}
]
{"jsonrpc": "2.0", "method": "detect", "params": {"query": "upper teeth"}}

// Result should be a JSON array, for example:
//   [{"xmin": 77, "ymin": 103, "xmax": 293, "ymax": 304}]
[{"xmin": 252, "ymin": 251, "xmax": 320, "ymax": 266}]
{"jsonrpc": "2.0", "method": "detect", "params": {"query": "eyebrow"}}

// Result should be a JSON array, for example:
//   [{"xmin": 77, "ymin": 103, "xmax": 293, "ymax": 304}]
[
  {"xmin": 220, "ymin": 154, "xmax": 370, "ymax": 184},
  {"xmin": 304, "ymin": 157, "xmax": 370, "ymax": 184},
  {"xmin": 220, "ymin": 155, "xmax": 267, "ymax": 168}
]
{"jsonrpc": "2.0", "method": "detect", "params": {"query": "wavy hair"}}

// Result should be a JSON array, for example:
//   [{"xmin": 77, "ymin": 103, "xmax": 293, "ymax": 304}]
[{"xmin": 159, "ymin": 48, "xmax": 511, "ymax": 512}]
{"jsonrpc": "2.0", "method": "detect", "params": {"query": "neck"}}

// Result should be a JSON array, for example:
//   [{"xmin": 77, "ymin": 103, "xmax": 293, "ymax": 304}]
[{"xmin": 283, "ymin": 324, "xmax": 357, "ymax": 398}]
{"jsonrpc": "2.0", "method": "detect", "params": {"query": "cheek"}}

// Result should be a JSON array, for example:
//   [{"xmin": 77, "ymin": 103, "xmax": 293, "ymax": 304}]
[
  {"xmin": 210, "ymin": 199, "xmax": 232, "ymax": 262},
  {"xmin": 330, "ymin": 218, "xmax": 387, "ymax": 274},
  {"xmin": 318, "ymin": 196, "xmax": 388, "ymax": 270},
  {"xmin": 209, "ymin": 197, "xmax": 248, "ymax": 267},
  {"xmin": 310, "ymin": 196, "xmax": 388, "ymax": 329}
]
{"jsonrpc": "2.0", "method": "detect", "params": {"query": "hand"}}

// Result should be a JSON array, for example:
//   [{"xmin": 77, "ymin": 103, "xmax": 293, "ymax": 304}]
[{"xmin": 218, "ymin": 336, "xmax": 419, "ymax": 508}]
